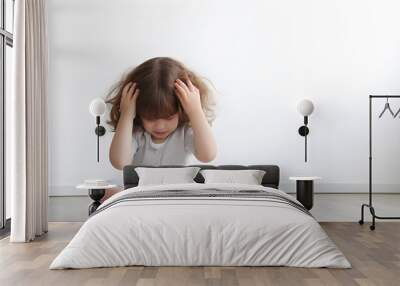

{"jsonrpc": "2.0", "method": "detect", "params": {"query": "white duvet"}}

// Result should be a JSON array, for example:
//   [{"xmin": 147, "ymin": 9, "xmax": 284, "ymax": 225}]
[{"xmin": 49, "ymin": 183, "xmax": 351, "ymax": 269}]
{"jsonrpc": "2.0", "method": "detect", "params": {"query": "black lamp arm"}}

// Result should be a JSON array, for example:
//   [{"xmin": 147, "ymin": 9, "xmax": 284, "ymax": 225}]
[
  {"xmin": 94, "ymin": 116, "xmax": 106, "ymax": 162},
  {"xmin": 298, "ymin": 116, "xmax": 310, "ymax": 162}
]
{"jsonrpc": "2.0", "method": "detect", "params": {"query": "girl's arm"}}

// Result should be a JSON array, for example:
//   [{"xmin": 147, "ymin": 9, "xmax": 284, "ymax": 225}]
[
  {"xmin": 188, "ymin": 109, "xmax": 217, "ymax": 162},
  {"xmin": 109, "ymin": 82, "xmax": 140, "ymax": 170},
  {"xmin": 109, "ymin": 113, "xmax": 135, "ymax": 170},
  {"xmin": 174, "ymin": 78, "xmax": 217, "ymax": 162}
]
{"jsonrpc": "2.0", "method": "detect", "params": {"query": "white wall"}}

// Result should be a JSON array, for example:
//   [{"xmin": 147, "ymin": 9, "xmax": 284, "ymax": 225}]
[{"xmin": 48, "ymin": 0, "xmax": 400, "ymax": 195}]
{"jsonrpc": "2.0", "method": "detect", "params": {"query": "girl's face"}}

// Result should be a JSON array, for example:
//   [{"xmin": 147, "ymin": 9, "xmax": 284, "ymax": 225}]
[{"xmin": 141, "ymin": 112, "xmax": 179, "ymax": 141}]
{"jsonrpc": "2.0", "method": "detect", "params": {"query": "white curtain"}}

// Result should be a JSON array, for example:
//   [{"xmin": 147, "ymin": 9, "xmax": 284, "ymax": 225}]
[{"xmin": 9, "ymin": 0, "xmax": 49, "ymax": 242}]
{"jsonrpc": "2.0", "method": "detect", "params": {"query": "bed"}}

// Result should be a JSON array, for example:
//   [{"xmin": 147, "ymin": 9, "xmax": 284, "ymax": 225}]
[{"xmin": 49, "ymin": 164, "xmax": 351, "ymax": 269}]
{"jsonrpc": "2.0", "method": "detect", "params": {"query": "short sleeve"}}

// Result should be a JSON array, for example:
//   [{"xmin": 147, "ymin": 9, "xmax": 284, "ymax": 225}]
[{"xmin": 184, "ymin": 126, "xmax": 195, "ymax": 154}]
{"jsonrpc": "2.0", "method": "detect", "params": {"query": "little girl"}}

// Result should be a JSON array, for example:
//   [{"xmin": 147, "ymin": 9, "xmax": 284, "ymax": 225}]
[{"xmin": 101, "ymin": 57, "xmax": 217, "ymax": 201}]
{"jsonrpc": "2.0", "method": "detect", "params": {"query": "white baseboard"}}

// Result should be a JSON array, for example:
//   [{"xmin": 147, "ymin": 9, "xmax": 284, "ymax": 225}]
[
  {"xmin": 48, "ymin": 194, "xmax": 400, "ymax": 222},
  {"xmin": 49, "ymin": 185, "xmax": 122, "ymax": 197},
  {"xmin": 49, "ymin": 183, "xmax": 400, "ymax": 197},
  {"xmin": 280, "ymin": 183, "xmax": 400, "ymax": 194}
]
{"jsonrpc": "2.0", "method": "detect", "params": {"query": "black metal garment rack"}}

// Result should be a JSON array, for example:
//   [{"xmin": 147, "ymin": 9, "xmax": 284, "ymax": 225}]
[{"xmin": 359, "ymin": 95, "xmax": 400, "ymax": 230}]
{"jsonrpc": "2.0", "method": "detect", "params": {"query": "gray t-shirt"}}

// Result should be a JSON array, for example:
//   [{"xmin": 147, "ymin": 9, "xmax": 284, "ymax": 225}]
[{"xmin": 131, "ymin": 125, "xmax": 195, "ymax": 166}]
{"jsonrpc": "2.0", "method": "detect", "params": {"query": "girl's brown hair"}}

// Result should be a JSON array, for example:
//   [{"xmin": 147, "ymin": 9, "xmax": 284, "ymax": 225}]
[{"xmin": 106, "ymin": 57, "xmax": 216, "ymax": 132}]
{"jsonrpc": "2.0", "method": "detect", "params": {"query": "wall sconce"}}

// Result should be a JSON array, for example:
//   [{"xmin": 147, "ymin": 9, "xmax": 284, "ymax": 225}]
[
  {"xmin": 89, "ymin": 98, "xmax": 106, "ymax": 162},
  {"xmin": 297, "ymin": 99, "xmax": 314, "ymax": 162}
]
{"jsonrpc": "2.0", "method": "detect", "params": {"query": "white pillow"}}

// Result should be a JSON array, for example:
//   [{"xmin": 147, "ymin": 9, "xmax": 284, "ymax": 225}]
[
  {"xmin": 200, "ymin": 169, "xmax": 266, "ymax": 185},
  {"xmin": 135, "ymin": 167, "xmax": 201, "ymax": 186}
]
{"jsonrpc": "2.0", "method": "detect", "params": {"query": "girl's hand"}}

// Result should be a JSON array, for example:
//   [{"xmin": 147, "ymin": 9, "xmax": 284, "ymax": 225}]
[
  {"xmin": 174, "ymin": 78, "xmax": 203, "ymax": 117},
  {"xmin": 120, "ymin": 81, "xmax": 139, "ymax": 118}
]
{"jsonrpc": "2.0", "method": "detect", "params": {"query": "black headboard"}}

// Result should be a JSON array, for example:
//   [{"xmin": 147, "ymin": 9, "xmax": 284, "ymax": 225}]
[{"xmin": 123, "ymin": 164, "xmax": 280, "ymax": 189}]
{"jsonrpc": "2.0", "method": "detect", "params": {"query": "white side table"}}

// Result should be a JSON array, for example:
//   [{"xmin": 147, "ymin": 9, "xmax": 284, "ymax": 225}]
[
  {"xmin": 289, "ymin": 177, "xmax": 321, "ymax": 210},
  {"xmin": 77, "ymin": 184, "xmax": 117, "ymax": 215}
]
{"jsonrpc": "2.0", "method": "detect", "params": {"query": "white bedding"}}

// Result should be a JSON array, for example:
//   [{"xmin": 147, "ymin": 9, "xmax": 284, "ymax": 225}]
[{"xmin": 49, "ymin": 183, "xmax": 351, "ymax": 269}]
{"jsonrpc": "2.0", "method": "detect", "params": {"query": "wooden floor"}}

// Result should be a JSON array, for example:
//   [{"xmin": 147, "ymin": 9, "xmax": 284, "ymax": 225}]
[{"xmin": 0, "ymin": 222, "xmax": 399, "ymax": 286}]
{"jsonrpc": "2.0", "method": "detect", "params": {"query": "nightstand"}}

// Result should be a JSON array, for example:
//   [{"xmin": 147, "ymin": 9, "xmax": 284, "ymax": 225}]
[
  {"xmin": 76, "ymin": 184, "xmax": 117, "ymax": 215},
  {"xmin": 289, "ymin": 177, "xmax": 321, "ymax": 210}
]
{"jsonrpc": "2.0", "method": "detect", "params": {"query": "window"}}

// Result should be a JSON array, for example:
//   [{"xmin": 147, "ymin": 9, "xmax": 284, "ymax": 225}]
[{"xmin": 0, "ymin": 0, "xmax": 14, "ymax": 235}]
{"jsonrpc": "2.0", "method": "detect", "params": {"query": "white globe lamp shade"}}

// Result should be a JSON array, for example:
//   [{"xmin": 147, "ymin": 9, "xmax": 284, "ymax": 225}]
[
  {"xmin": 89, "ymin": 98, "xmax": 106, "ymax": 117},
  {"xmin": 297, "ymin": 99, "xmax": 314, "ymax": 116}
]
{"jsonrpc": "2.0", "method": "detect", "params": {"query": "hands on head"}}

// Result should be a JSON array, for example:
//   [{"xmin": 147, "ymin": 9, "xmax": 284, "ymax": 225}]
[
  {"xmin": 120, "ymin": 78, "xmax": 202, "ymax": 120},
  {"xmin": 119, "ymin": 82, "xmax": 139, "ymax": 118},
  {"xmin": 174, "ymin": 78, "xmax": 203, "ymax": 116}
]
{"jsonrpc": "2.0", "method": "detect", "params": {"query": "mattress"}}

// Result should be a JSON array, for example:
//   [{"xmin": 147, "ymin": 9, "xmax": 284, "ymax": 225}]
[{"xmin": 49, "ymin": 183, "xmax": 351, "ymax": 269}]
